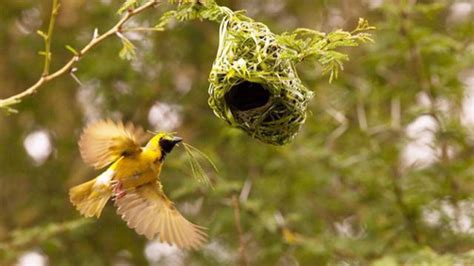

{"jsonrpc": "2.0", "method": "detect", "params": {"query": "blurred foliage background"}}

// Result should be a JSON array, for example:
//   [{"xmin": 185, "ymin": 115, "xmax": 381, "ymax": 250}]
[{"xmin": 0, "ymin": 0, "xmax": 473, "ymax": 265}]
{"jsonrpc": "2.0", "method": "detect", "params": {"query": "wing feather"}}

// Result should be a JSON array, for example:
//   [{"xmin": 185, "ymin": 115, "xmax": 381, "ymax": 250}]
[
  {"xmin": 170, "ymin": 217, "xmax": 183, "ymax": 247},
  {"xmin": 162, "ymin": 211, "xmax": 171, "ymax": 244},
  {"xmin": 79, "ymin": 119, "xmax": 149, "ymax": 169},
  {"xmin": 115, "ymin": 182, "xmax": 207, "ymax": 249}
]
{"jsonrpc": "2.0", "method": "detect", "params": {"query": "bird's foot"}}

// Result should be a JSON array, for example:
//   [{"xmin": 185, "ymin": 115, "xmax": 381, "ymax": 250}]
[{"xmin": 111, "ymin": 181, "xmax": 126, "ymax": 201}]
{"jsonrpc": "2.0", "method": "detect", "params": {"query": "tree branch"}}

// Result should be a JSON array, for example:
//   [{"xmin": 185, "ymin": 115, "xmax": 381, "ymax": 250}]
[
  {"xmin": 390, "ymin": 167, "xmax": 421, "ymax": 244},
  {"xmin": 40, "ymin": 0, "xmax": 60, "ymax": 76},
  {"xmin": 0, "ymin": 0, "xmax": 159, "ymax": 113},
  {"xmin": 232, "ymin": 194, "xmax": 249, "ymax": 266}
]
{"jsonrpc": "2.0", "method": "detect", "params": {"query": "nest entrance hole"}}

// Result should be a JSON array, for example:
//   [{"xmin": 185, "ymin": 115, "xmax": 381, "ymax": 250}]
[{"xmin": 225, "ymin": 81, "xmax": 271, "ymax": 111}]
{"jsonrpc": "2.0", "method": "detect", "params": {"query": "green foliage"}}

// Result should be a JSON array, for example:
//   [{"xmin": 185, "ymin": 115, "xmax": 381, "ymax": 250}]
[
  {"xmin": 0, "ymin": 0, "xmax": 472, "ymax": 265},
  {"xmin": 372, "ymin": 248, "xmax": 474, "ymax": 265},
  {"xmin": 117, "ymin": 0, "xmax": 147, "ymax": 14},
  {"xmin": 278, "ymin": 18, "xmax": 375, "ymax": 82},
  {"xmin": 118, "ymin": 33, "xmax": 137, "ymax": 60},
  {"xmin": 0, "ymin": 219, "xmax": 91, "ymax": 263}
]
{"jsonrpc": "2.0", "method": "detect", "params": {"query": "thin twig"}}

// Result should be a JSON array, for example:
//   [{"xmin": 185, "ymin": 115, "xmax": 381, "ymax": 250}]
[
  {"xmin": 231, "ymin": 194, "xmax": 249, "ymax": 266},
  {"xmin": 122, "ymin": 27, "xmax": 162, "ymax": 32},
  {"xmin": 0, "ymin": 0, "xmax": 159, "ymax": 112},
  {"xmin": 42, "ymin": 0, "xmax": 60, "ymax": 76},
  {"xmin": 390, "ymin": 167, "xmax": 421, "ymax": 244}
]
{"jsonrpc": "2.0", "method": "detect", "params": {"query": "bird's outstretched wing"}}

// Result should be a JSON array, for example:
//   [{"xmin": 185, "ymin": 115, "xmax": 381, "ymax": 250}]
[
  {"xmin": 115, "ymin": 181, "xmax": 208, "ymax": 250},
  {"xmin": 79, "ymin": 119, "xmax": 149, "ymax": 169}
]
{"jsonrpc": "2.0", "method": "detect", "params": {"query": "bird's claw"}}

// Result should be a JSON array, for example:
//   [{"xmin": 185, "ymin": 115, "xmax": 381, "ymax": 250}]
[{"xmin": 111, "ymin": 181, "xmax": 126, "ymax": 201}]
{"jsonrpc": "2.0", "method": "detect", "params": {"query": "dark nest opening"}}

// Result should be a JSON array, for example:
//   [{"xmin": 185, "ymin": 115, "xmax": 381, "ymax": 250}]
[{"xmin": 224, "ymin": 81, "xmax": 271, "ymax": 111}]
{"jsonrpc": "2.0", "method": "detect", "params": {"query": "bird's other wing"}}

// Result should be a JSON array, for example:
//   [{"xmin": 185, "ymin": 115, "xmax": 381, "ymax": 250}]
[
  {"xmin": 115, "ymin": 182, "xmax": 208, "ymax": 250},
  {"xmin": 79, "ymin": 119, "xmax": 149, "ymax": 169}
]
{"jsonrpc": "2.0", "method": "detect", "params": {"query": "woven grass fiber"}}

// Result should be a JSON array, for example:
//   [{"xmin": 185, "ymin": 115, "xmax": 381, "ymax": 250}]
[{"xmin": 208, "ymin": 14, "xmax": 314, "ymax": 145}]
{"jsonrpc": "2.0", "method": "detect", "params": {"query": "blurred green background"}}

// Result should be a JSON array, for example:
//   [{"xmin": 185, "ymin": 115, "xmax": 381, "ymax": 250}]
[{"xmin": 0, "ymin": 0, "xmax": 473, "ymax": 265}]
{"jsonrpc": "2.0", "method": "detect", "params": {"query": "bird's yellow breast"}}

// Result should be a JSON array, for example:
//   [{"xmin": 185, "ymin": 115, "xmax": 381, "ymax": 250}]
[{"xmin": 109, "ymin": 149, "xmax": 163, "ymax": 189}]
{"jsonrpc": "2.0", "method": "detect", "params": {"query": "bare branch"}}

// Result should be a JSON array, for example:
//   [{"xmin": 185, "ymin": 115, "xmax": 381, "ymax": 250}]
[
  {"xmin": 232, "ymin": 194, "xmax": 249, "ymax": 266},
  {"xmin": 0, "ymin": 0, "xmax": 159, "ymax": 113}
]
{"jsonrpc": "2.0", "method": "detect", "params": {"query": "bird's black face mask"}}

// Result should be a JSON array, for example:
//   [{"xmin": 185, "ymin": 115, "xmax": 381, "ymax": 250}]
[{"xmin": 160, "ymin": 136, "xmax": 183, "ymax": 154}]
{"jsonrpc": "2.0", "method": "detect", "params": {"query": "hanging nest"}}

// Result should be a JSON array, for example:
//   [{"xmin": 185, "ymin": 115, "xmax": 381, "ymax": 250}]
[{"xmin": 208, "ymin": 14, "xmax": 313, "ymax": 145}]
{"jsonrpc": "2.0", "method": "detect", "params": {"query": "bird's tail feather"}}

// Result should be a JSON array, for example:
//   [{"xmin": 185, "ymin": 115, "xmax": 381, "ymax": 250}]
[{"xmin": 69, "ymin": 177, "xmax": 113, "ymax": 218}]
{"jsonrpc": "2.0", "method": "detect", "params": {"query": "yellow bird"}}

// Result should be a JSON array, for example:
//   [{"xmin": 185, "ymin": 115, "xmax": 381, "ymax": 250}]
[{"xmin": 69, "ymin": 120, "xmax": 207, "ymax": 249}]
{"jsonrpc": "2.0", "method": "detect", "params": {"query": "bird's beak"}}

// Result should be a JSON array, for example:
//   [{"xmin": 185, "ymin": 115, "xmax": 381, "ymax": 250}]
[{"xmin": 172, "ymin": 136, "xmax": 183, "ymax": 144}]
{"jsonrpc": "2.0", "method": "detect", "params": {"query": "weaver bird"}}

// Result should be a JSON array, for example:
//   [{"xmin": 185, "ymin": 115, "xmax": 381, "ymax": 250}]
[{"xmin": 69, "ymin": 120, "xmax": 207, "ymax": 249}]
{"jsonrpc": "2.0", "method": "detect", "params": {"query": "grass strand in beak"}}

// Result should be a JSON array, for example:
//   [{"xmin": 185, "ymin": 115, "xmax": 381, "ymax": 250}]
[{"xmin": 182, "ymin": 142, "xmax": 217, "ymax": 188}]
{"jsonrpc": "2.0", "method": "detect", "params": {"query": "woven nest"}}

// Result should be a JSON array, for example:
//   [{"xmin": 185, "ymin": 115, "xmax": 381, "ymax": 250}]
[{"xmin": 208, "ymin": 15, "xmax": 313, "ymax": 145}]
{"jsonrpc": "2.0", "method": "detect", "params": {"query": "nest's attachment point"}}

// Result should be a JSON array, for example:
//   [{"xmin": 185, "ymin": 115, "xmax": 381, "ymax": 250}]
[{"xmin": 225, "ymin": 81, "xmax": 271, "ymax": 111}]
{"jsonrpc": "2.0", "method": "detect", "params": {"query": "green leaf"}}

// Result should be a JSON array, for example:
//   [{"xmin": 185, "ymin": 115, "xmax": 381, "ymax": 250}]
[
  {"xmin": 118, "ymin": 35, "xmax": 137, "ymax": 60},
  {"xmin": 118, "ymin": 0, "xmax": 139, "ymax": 14},
  {"xmin": 36, "ymin": 30, "xmax": 48, "ymax": 40},
  {"xmin": 65, "ymin": 45, "xmax": 79, "ymax": 56}
]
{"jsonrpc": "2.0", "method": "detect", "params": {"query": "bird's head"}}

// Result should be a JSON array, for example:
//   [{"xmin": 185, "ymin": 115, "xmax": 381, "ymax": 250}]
[{"xmin": 145, "ymin": 132, "xmax": 182, "ymax": 155}]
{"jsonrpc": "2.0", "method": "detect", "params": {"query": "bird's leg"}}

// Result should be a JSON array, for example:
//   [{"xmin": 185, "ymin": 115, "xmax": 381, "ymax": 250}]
[{"xmin": 111, "ymin": 180, "xmax": 126, "ymax": 200}]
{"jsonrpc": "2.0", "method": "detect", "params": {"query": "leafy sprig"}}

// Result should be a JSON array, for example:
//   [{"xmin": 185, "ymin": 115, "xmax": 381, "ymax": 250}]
[{"xmin": 278, "ymin": 18, "xmax": 375, "ymax": 82}]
